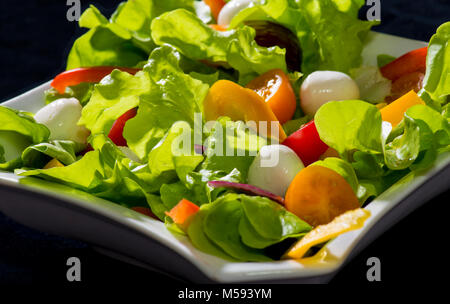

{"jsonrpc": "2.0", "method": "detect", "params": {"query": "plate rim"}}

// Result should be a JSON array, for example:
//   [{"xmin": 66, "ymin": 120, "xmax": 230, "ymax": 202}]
[{"xmin": 0, "ymin": 31, "xmax": 447, "ymax": 283}]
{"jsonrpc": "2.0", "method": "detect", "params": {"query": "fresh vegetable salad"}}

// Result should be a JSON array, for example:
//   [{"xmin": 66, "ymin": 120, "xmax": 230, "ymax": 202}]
[{"xmin": 1, "ymin": 0, "xmax": 449, "ymax": 262}]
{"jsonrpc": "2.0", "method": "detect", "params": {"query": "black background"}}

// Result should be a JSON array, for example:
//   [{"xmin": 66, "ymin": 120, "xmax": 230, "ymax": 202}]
[{"xmin": 0, "ymin": 0, "xmax": 449, "ymax": 288}]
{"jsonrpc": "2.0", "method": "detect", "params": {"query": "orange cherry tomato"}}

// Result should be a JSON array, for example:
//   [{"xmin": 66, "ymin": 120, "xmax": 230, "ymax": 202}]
[
  {"xmin": 246, "ymin": 69, "xmax": 297, "ymax": 124},
  {"xmin": 284, "ymin": 166, "xmax": 360, "ymax": 227},
  {"xmin": 209, "ymin": 24, "xmax": 228, "ymax": 31},
  {"xmin": 203, "ymin": 80, "xmax": 287, "ymax": 142},
  {"xmin": 203, "ymin": 0, "xmax": 226, "ymax": 22}
]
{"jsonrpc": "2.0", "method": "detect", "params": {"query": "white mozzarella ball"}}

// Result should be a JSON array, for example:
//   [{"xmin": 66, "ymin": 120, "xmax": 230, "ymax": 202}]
[
  {"xmin": 218, "ymin": 0, "xmax": 255, "ymax": 26},
  {"xmin": 300, "ymin": 71, "xmax": 360, "ymax": 116},
  {"xmin": 248, "ymin": 144, "xmax": 304, "ymax": 197},
  {"xmin": 34, "ymin": 98, "xmax": 89, "ymax": 144}
]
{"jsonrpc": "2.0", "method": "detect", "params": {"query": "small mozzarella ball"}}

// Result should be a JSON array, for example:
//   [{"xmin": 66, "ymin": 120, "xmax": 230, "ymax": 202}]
[
  {"xmin": 300, "ymin": 71, "xmax": 360, "ymax": 116},
  {"xmin": 34, "ymin": 98, "xmax": 89, "ymax": 144},
  {"xmin": 218, "ymin": 0, "xmax": 254, "ymax": 26},
  {"xmin": 248, "ymin": 145, "xmax": 304, "ymax": 197}
]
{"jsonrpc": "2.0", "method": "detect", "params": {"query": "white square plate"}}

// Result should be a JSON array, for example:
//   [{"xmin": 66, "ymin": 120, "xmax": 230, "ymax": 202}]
[{"xmin": 0, "ymin": 32, "xmax": 449, "ymax": 283}]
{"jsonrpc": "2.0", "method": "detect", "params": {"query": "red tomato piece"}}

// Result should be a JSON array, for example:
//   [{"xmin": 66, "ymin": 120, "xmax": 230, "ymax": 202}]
[
  {"xmin": 282, "ymin": 120, "xmax": 328, "ymax": 166},
  {"xmin": 51, "ymin": 66, "xmax": 141, "ymax": 94},
  {"xmin": 380, "ymin": 47, "xmax": 427, "ymax": 81},
  {"xmin": 131, "ymin": 207, "xmax": 159, "ymax": 220}
]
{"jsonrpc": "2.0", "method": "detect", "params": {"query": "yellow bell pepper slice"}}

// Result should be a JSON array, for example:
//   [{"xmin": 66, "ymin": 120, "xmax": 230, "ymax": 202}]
[
  {"xmin": 380, "ymin": 90, "xmax": 425, "ymax": 127},
  {"xmin": 43, "ymin": 158, "xmax": 64, "ymax": 169},
  {"xmin": 376, "ymin": 102, "xmax": 387, "ymax": 110},
  {"xmin": 283, "ymin": 208, "xmax": 371, "ymax": 259},
  {"xmin": 203, "ymin": 80, "xmax": 287, "ymax": 142}
]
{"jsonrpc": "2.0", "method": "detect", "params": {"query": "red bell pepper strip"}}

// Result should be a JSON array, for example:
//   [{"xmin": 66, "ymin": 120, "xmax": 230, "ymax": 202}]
[
  {"xmin": 51, "ymin": 66, "xmax": 141, "ymax": 94},
  {"xmin": 282, "ymin": 120, "xmax": 328, "ymax": 166},
  {"xmin": 108, "ymin": 108, "xmax": 137, "ymax": 146},
  {"xmin": 380, "ymin": 47, "xmax": 428, "ymax": 81},
  {"xmin": 165, "ymin": 199, "xmax": 200, "ymax": 228},
  {"xmin": 131, "ymin": 207, "xmax": 159, "ymax": 220}
]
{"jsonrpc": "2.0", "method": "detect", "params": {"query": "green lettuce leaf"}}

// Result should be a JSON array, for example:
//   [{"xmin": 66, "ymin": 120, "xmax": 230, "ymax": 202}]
[
  {"xmin": 67, "ymin": 18, "xmax": 148, "ymax": 69},
  {"xmin": 17, "ymin": 137, "xmax": 174, "ymax": 218},
  {"xmin": 202, "ymin": 194, "xmax": 271, "ymax": 261},
  {"xmin": 187, "ymin": 204, "xmax": 238, "ymax": 261},
  {"xmin": 420, "ymin": 22, "xmax": 450, "ymax": 104},
  {"xmin": 79, "ymin": 69, "xmax": 150, "ymax": 135},
  {"xmin": 229, "ymin": 0, "xmax": 375, "ymax": 74},
  {"xmin": 21, "ymin": 140, "xmax": 85, "ymax": 167},
  {"xmin": 239, "ymin": 195, "xmax": 311, "ymax": 249},
  {"xmin": 315, "ymin": 100, "xmax": 383, "ymax": 161},
  {"xmin": 44, "ymin": 83, "xmax": 95, "ymax": 106},
  {"xmin": 67, "ymin": 1, "xmax": 196, "ymax": 69},
  {"xmin": 123, "ymin": 45, "xmax": 209, "ymax": 160},
  {"xmin": 0, "ymin": 107, "xmax": 50, "ymax": 170},
  {"xmin": 311, "ymin": 157, "xmax": 359, "ymax": 194},
  {"xmin": 151, "ymin": 9, "xmax": 287, "ymax": 83},
  {"xmin": 377, "ymin": 54, "xmax": 397, "ymax": 68},
  {"xmin": 315, "ymin": 100, "xmax": 450, "ymax": 202}
]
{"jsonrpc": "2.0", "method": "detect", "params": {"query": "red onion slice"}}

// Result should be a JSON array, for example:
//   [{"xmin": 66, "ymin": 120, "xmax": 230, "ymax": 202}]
[{"xmin": 207, "ymin": 181, "xmax": 285, "ymax": 205}]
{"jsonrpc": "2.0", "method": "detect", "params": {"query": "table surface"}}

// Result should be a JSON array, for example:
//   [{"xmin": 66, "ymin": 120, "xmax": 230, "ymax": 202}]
[{"xmin": 0, "ymin": 0, "xmax": 449, "ymax": 285}]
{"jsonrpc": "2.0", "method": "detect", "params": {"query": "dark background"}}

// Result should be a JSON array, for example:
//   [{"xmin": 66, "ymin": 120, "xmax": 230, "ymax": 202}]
[{"xmin": 0, "ymin": 0, "xmax": 449, "ymax": 287}]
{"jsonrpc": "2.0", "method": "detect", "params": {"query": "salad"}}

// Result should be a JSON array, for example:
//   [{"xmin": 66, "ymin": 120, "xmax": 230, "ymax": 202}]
[{"xmin": 0, "ymin": 0, "xmax": 449, "ymax": 262}]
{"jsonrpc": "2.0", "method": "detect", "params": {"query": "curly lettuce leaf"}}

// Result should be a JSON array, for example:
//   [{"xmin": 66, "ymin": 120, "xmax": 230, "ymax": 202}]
[
  {"xmin": 67, "ymin": 1, "xmax": 196, "ymax": 69},
  {"xmin": 0, "ymin": 107, "xmax": 50, "ymax": 170},
  {"xmin": 21, "ymin": 140, "xmax": 85, "ymax": 167},
  {"xmin": 123, "ymin": 45, "xmax": 209, "ymax": 160},
  {"xmin": 79, "ymin": 69, "xmax": 150, "ymax": 135},
  {"xmin": 44, "ymin": 83, "xmax": 95, "ymax": 106},
  {"xmin": 151, "ymin": 9, "xmax": 287, "ymax": 83},
  {"xmin": 315, "ymin": 100, "xmax": 450, "ymax": 201},
  {"xmin": 420, "ymin": 22, "xmax": 450, "ymax": 104},
  {"xmin": 230, "ymin": 0, "xmax": 375, "ymax": 74},
  {"xmin": 17, "ymin": 138, "xmax": 174, "ymax": 217}
]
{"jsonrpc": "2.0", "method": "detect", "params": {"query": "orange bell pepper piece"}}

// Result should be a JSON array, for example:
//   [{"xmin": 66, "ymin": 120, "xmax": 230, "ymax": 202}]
[
  {"xmin": 380, "ymin": 90, "xmax": 425, "ymax": 128},
  {"xmin": 283, "ymin": 208, "xmax": 371, "ymax": 259},
  {"xmin": 43, "ymin": 158, "xmax": 64, "ymax": 169},
  {"xmin": 165, "ymin": 199, "xmax": 200, "ymax": 229}
]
